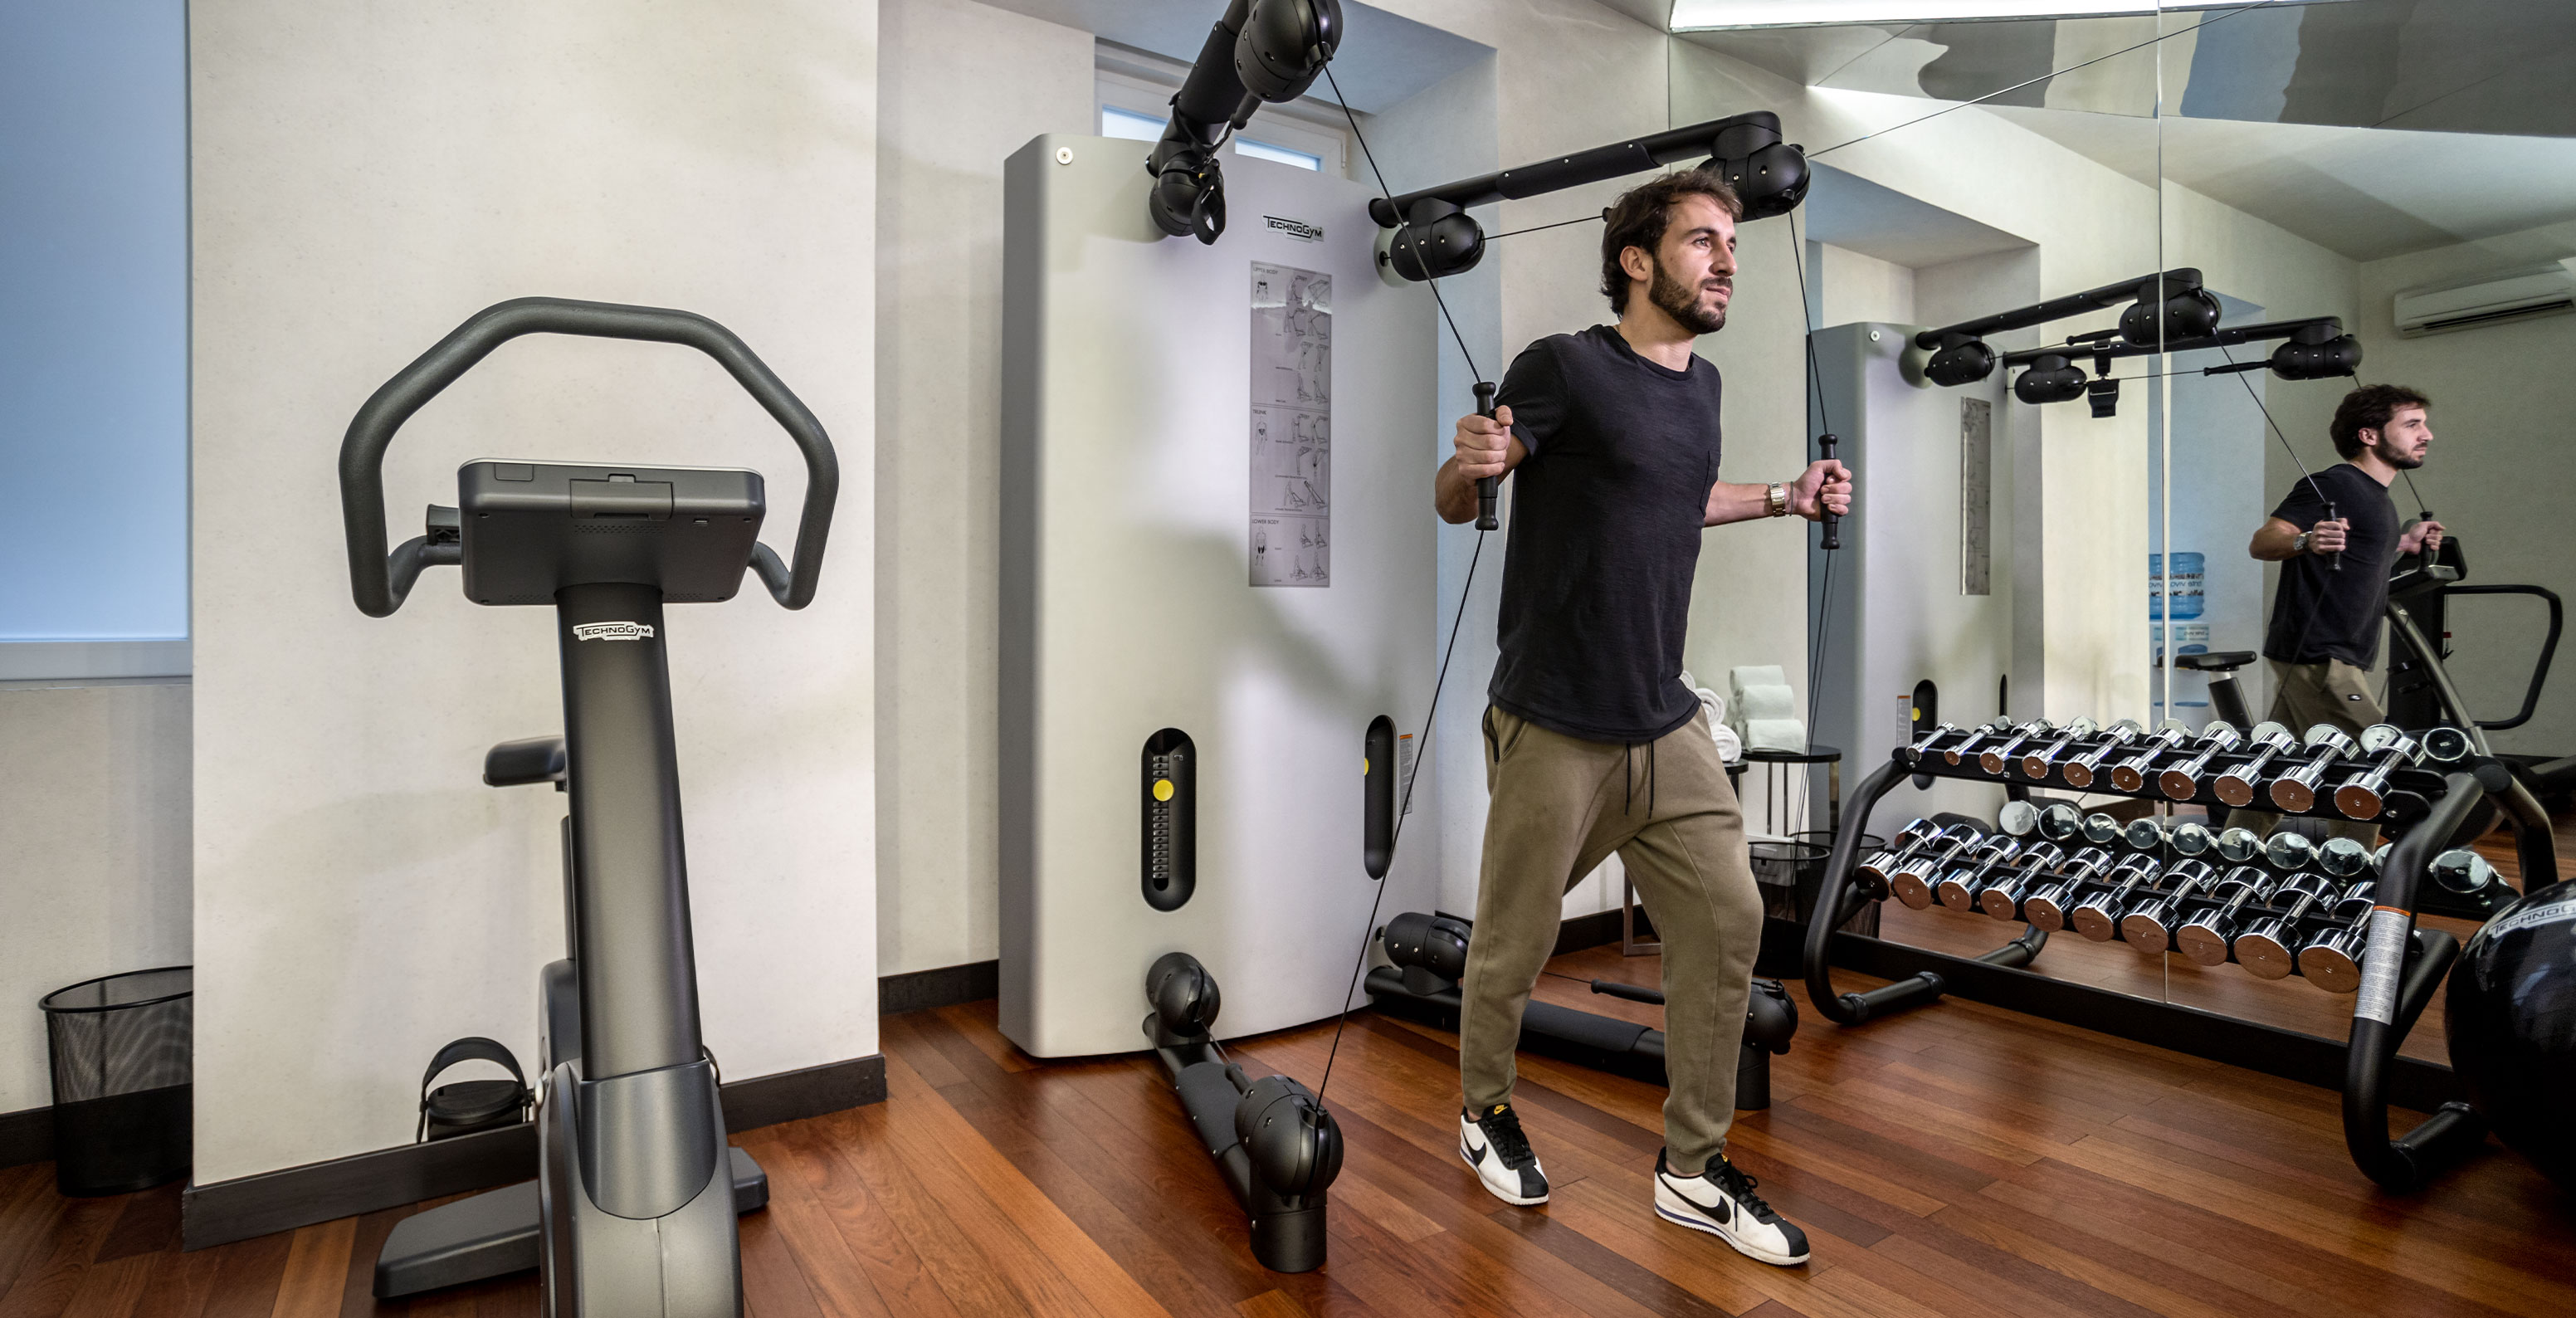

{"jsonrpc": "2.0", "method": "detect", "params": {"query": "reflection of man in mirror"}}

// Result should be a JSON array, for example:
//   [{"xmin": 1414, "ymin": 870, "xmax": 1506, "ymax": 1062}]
[
  {"xmin": 2236, "ymin": 384, "xmax": 2442, "ymax": 842},
  {"xmin": 1431, "ymin": 168, "xmax": 1847, "ymax": 1270}
]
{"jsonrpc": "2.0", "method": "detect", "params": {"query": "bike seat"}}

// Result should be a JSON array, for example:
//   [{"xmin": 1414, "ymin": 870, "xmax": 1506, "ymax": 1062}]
[
  {"xmin": 2174, "ymin": 651, "xmax": 2256, "ymax": 673},
  {"xmin": 484, "ymin": 735, "xmax": 568, "ymax": 788}
]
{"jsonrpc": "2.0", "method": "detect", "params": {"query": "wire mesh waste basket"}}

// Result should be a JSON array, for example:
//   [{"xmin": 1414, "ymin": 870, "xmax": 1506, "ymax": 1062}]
[
  {"xmin": 41, "ymin": 966, "xmax": 192, "ymax": 1195},
  {"xmin": 1782, "ymin": 833, "xmax": 1886, "ymax": 936}
]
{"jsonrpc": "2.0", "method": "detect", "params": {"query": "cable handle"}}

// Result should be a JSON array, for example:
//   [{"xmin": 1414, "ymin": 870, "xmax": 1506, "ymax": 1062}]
[
  {"xmin": 1472, "ymin": 381, "xmax": 1500, "ymax": 530},
  {"xmin": 1817, "ymin": 432, "xmax": 1841, "ymax": 551},
  {"xmin": 2325, "ymin": 498, "xmax": 2341, "ymax": 574}
]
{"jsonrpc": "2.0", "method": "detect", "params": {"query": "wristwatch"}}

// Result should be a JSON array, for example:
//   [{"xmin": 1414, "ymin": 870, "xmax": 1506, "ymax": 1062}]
[
  {"xmin": 2291, "ymin": 530, "xmax": 2312, "ymax": 555},
  {"xmin": 1765, "ymin": 482, "xmax": 1789, "ymax": 518}
]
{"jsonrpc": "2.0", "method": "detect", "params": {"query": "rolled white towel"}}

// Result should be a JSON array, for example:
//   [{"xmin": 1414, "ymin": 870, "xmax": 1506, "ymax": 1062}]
[
  {"xmin": 1710, "ymin": 720, "xmax": 1744, "ymax": 764},
  {"xmin": 1730, "ymin": 664, "xmax": 1791, "ymax": 695},
  {"xmin": 1739, "ymin": 717, "xmax": 1808, "ymax": 753},
  {"xmin": 1731, "ymin": 684, "xmax": 1798, "ymax": 720}
]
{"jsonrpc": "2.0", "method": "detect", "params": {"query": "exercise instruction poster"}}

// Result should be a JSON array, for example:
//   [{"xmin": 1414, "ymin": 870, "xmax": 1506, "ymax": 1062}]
[{"xmin": 1250, "ymin": 262, "xmax": 1329, "ymax": 587}]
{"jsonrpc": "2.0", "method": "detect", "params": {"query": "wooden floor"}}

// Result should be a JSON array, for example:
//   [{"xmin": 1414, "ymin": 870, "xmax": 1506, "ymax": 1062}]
[{"xmin": 5, "ymin": 940, "xmax": 2574, "ymax": 1318}]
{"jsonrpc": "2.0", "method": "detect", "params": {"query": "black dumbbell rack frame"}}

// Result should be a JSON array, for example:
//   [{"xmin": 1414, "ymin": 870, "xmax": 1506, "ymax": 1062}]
[{"xmin": 1802, "ymin": 737, "xmax": 2559, "ymax": 1191}]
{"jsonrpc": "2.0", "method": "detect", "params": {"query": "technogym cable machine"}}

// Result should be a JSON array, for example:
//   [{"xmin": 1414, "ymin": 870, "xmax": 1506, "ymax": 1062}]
[{"xmin": 340, "ymin": 296, "xmax": 837, "ymax": 1315}]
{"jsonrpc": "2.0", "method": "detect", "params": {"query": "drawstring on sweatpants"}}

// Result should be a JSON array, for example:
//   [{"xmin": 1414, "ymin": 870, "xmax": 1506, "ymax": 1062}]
[{"xmin": 1623, "ymin": 739, "xmax": 1656, "ymax": 818}]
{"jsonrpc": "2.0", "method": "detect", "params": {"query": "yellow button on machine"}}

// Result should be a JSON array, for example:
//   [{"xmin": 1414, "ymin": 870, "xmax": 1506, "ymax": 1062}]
[{"xmin": 1153, "ymin": 779, "xmax": 1175, "ymax": 803}]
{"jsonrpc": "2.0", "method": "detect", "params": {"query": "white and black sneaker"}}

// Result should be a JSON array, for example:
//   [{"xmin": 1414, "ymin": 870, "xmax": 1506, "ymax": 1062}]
[
  {"xmin": 1458, "ymin": 1103, "xmax": 1549, "ymax": 1206},
  {"xmin": 1654, "ymin": 1149, "xmax": 1810, "ymax": 1266}
]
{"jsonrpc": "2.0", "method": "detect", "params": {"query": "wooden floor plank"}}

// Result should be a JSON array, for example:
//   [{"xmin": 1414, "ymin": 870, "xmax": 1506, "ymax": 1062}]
[
  {"xmin": 7, "ymin": 917, "xmax": 2576, "ymax": 1317},
  {"xmin": 267, "ymin": 1218, "xmax": 354, "ymax": 1318}
]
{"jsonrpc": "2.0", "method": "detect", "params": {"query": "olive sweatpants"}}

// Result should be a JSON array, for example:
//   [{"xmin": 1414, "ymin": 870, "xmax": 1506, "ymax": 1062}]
[
  {"xmin": 1461, "ymin": 705, "xmax": 1764, "ymax": 1176},
  {"xmin": 2227, "ymin": 658, "xmax": 2384, "ymax": 845}
]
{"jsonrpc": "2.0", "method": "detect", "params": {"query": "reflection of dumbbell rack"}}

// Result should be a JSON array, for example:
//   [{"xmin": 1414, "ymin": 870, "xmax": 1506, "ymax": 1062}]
[{"xmin": 1804, "ymin": 720, "xmax": 2559, "ymax": 1192}]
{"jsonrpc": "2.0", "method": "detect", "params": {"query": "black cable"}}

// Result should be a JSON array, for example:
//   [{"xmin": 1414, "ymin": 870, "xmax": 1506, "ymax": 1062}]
[
  {"xmin": 2217, "ymin": 344, "xmax": 2339, "ymax": 675},
  {"xmin": 1310, "ymin": 64, "xmax": 1495, "ymax": 1108},
  {"xmin": 1485, "ymin": 212, "xmax": 1608, "ymax": 243},
  {"xmin": 1788, "ymin": 209, "xmax": 1837, "ymax": 828},
  {"xmin": 1324, "ymin": 65, "xmax": 1481, "ymax": 384},
  {"xmin": 1315, "ymin": 529, "xmax": 1485, "ymax": 1106}
]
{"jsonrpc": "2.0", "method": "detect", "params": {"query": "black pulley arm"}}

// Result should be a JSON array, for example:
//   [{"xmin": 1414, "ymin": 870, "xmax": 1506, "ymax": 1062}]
[
  {"xmin": 1146, "ymin": 0, "xmax": 1343, "ymax": 244},
  {"xmin": 1472, "ymin": 381, "xmax": 1500, "ymax": 531},
  {"xmin": 1369, "ymin": 111, "xmax": 1807, "ymax": 227},
  {"xmin": 339, "ymin": 296, "xmax": 839, "ymax": 616},
  {"xmin": 1916, "ymin": 269, "xmax": 2206, "ymax": 349}
]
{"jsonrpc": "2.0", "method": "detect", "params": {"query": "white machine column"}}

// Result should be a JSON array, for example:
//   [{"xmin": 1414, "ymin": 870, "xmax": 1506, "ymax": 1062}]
[{"xmin": 999, "ymin": 134, "xmax": 1437, "ymax": 1057}]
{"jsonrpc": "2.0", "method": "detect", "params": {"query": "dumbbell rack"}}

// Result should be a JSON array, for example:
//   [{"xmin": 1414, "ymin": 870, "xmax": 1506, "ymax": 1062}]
[{"xmin": 1802, "ymin": 733, "xmax": 2559, "ymax": 1191}]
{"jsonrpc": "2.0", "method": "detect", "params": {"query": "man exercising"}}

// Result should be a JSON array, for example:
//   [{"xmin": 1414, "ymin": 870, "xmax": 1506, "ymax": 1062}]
[
  {"xmin": 2233, "ymin": 383, "xmax": 2443, "ymax": 842},
  {"xmin": 1433, "ymin": 168, "xmax": 1849, "ymax": 1267}
]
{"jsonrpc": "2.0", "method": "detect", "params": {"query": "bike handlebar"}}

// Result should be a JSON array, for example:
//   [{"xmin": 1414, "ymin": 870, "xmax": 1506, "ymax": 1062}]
[{"xmin": 339, "ymin": 297, "xmax": 839, "ymax": 616}]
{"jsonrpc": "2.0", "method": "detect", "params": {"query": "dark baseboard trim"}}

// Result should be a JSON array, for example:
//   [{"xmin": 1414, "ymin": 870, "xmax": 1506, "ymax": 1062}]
[
  {"xmin": 722, "ymin": 1054, "xmax": 886, "ymax": 1135},
  {"xmin": 181, "ymin": 1052, "xmax": 885, "ymax": 1252},
  {"xmin": 881, "ymin": 959, "xmax": 1000, "ymax": 1014},
  {"xmin": 0, "ymin": 1104, "xmax": 53, "ymax": 1169}
]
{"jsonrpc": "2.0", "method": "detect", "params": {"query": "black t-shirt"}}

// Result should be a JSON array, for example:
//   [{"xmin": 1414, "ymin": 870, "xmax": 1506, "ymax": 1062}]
[
  {"xmin": 1489, "ymin": 325, "xmax": 1723, "ymax": 743},
  {"xmin": 2262, "ymin": 462, "xmax": 2397, "ymax": 666}
]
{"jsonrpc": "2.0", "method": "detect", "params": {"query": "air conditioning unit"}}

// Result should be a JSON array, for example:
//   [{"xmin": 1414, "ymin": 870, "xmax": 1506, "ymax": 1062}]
[{"xmin": 2393, "ymin": 262, "xmax": 2576, "ymax": 337}]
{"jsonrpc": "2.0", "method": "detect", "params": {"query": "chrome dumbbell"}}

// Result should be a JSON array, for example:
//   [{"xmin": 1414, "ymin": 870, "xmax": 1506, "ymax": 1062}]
[
  {"xmin": 1854, "ymin": 817, "xmax": 1946, "ymax": 891},
  {"xmin": 2264, "ymin": 829, "xmax": 2318, "ymax": 875},
  {"xmin": 2121, "ymin": 817, "xmax": 2169, "ymax": 852},
  {"xmin": 1958, "ymin": 842, "xmax": 2064, "ymax": 914},
  {"xmin": 2213, "ymin": 721, "xmax": 2296, "ymax": 808},
  {"xmin": 1902, "ymin": 722, "xmax": 1963, "ymax": 765},
  {"xmin": 1912, "ymin": 834, "xmax": 2020, "ymax": 910},
  {"xmin": 2168, "ymin": 820, "xmax": 2215, "ymax": 858},
  {"xmin": 2330, "ymin": 725, "xmax": 2422, "ymax": 821},
  {"xmin": 2118, "ymin": 859, "xmax": 2221, "ymax": 953},
  {"xmin": 2430, "ymin": 847, "xmax": 2502, "ymax": 896},
  {"xmin": 2108, "ymin": 721, "xmax": 2195, "ymax": 793},
  {"xmin": 2295, "ymin": 881, "xmax": 2381, "ymax": 993},
  {"xmin": 2215, "ymin": 826, "xmax": 2263, "ymax": 866},
  {"xmin": 2317, "ymin": 836, "xmax": 2372, "ymax": 881},
  {"xmin": 2158, "ymin": 722, "xmax": 2242, "ymax": 800},
  {"xmin": 2175, "ymin": 867, "xmax": 2277, "ymax": 966},
  {"xmin": 2071, "ymin": 855, "xmax": 2164, "ymax": 941},
  {"xmin": 2268, "ymin": 725, "xmax": 2359, "ymax": 813},
  {"xmin": 1976, "ymin": 841, "xmax": 2069, "ymax": 921},
  {"xmin": 1997, "ymin": 799, "xmax": 2042, "ymax": 837},
  {"xmin": 2018, "ymin": 718, "xmax": 2100, "ymax": 780},
  {"xmin": 1872, "ymin": 823, "xmax": 1987, "ymax": 889},
  {"xmin": 1944, "ymin": 719, "xmax": 2016, "ymax": 768},
  {"xmin": 1981, "ymin": 720, "xmax": 2058, "ymax": 775},
  {"xmin": 2234, "ymin": 872, "xmax": 2342, "ymax": 979},
  {"xmin": 2020, "ymin": 848, "xmax": 2117, "ymax": 932},
  {"xmin": 2061, "ymin": 720, "xmax": 2144, "ymax": 790},
  {"xmin": 2037, "ymin": 801, "xmax": 2086, "ymax": 842}
]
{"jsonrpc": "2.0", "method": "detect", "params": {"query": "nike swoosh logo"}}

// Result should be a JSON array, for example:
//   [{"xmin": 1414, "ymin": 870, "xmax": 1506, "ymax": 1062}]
[
  {"xmin": 1464, "ymin": 1136, "xmax": 1487, "ymax": 1159},
  {"xmin": 1664, "ymin": 1174, "xmax": 1730, "ymax": 1223}
]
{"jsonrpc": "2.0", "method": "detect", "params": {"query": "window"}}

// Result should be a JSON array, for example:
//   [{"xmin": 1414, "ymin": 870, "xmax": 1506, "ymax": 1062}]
[
  {"xmin": 1, "ymin": 0, "xmax": 190, "ymax": 681},
  {"xmin": 1095, "ymin": 47, "xmax": 1352, "ymax": 178},
  {"xmin": 1100, "ymin": 103, "xmax": 1329, "ymax": 173}
]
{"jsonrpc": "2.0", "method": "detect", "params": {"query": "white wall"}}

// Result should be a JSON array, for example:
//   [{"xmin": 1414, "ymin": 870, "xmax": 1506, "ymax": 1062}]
[
  {"xmin": 874, "ymin": 0, "xmax": 1092, "ymax": 979},
  {"xmin": 0, "ymin": 683, "xmax": 191, "ymax": 1114},
  {"xmin": 1817, "ymin": 243, "xmax": 1916, "ymax": 327},
  {"xmin": 2352, "ymin": 221, "xmax": 2576, "ymax": 754},
  {"xmin": 189, "ymin": 0, "xmax": 879, "ymax": 1184}
]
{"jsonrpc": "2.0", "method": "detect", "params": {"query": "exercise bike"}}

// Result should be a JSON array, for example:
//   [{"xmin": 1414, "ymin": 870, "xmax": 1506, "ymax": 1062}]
[{"xmin": 340, "ymin": 296, "xmax": 838, "ymax": 1316}]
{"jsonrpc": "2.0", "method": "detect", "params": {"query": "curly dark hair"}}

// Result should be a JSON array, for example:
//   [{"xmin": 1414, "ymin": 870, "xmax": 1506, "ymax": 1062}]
[
  {"xmin": 1600, "ymin": 168, "xmax": 1743, "ymax": 315},
  {"xmin": 2329, "ymin": 383, "xmax": 2430, "ymax": 459}
]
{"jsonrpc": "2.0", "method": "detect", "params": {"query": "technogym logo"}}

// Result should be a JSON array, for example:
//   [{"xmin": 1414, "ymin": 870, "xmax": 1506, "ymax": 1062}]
[
  {"xmin": 572, "ymin": 622, "xmax": 656, "ymax": 642},
  {"xmin": 1263, "ymin": 215, "xmax": 1324, "ymax": 243}
]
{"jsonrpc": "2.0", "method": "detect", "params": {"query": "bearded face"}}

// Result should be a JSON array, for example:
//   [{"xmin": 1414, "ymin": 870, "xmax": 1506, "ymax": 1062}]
[{"xmin": 1647, "ymin": 250, "xmax": 1729, "ymax": 336}]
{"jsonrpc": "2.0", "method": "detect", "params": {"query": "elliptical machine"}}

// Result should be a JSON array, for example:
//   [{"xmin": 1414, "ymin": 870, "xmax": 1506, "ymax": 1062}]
[{"xmin": 339, "ymin": 297, "xmax": 837, "ymax": 1316}]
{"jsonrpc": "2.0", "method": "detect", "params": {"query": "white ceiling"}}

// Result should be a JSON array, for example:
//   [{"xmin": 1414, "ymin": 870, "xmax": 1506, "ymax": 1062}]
[
  {"xmin": 1804, "ymin": 163, "xmax": 2031, "ymax": 266},
  {"xmin": 1982, "ymin": 107, "xmax": 2576, "ymax": 261}
]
